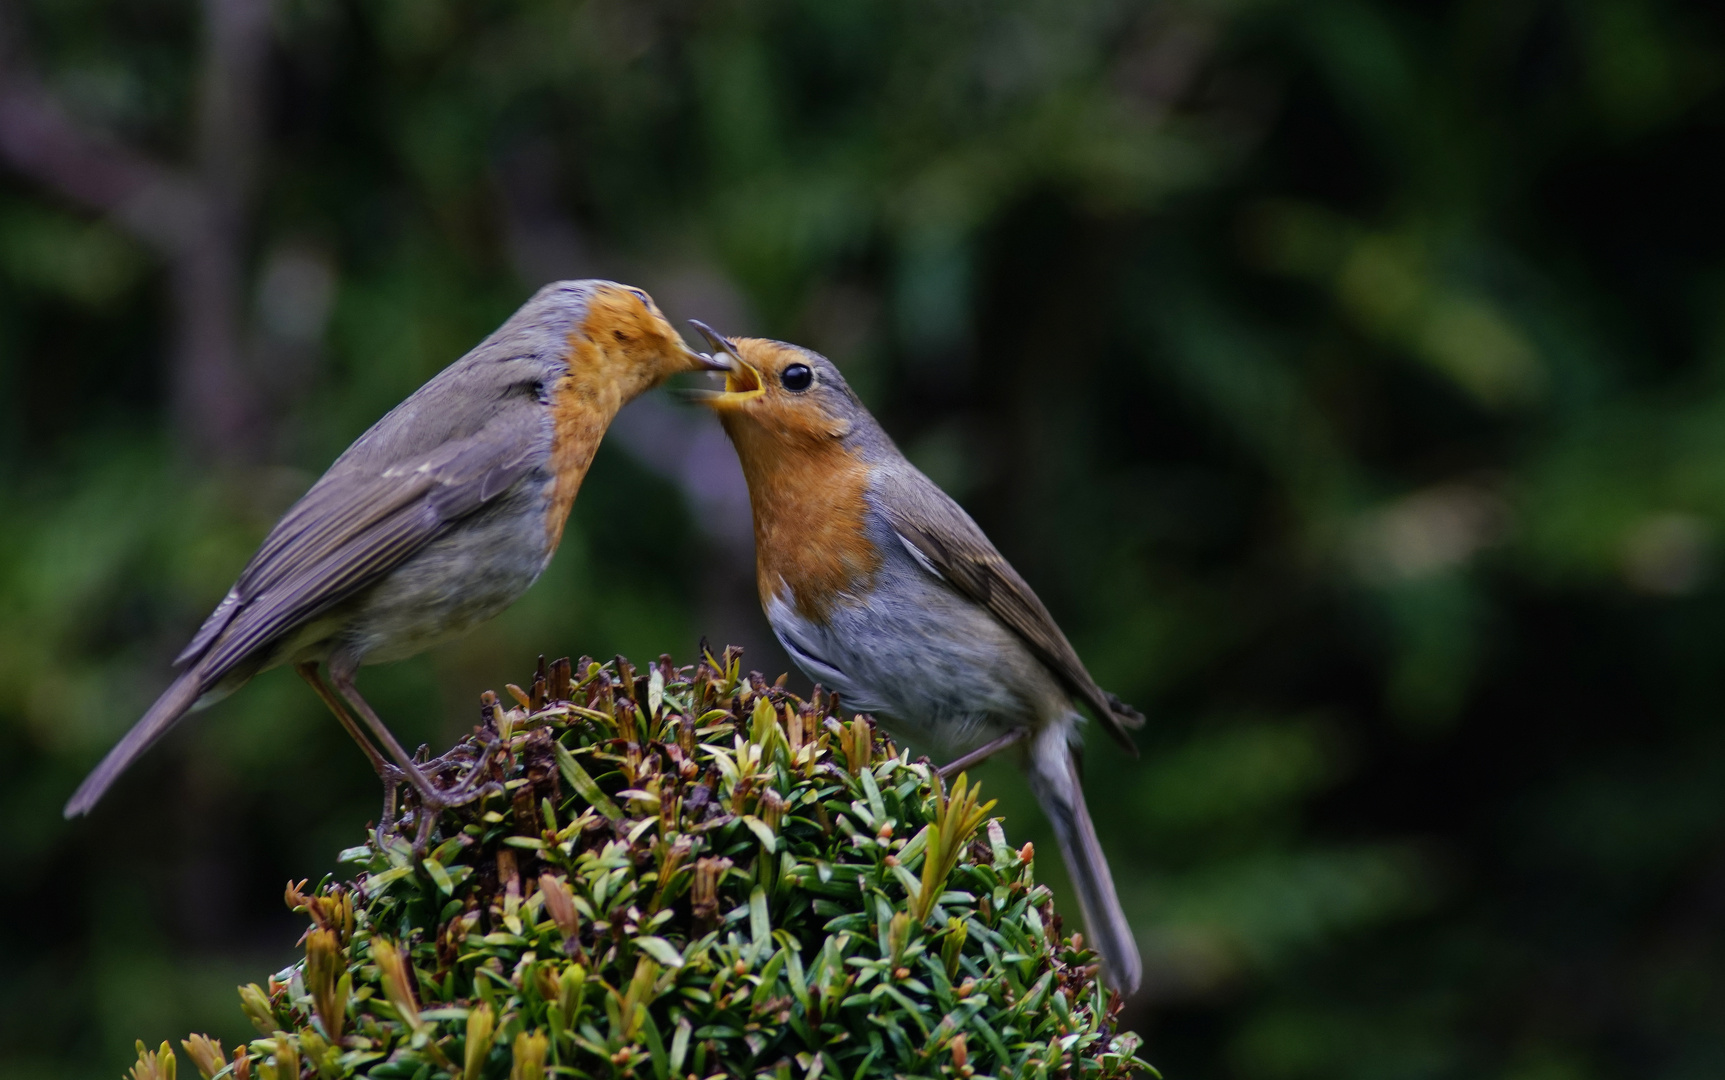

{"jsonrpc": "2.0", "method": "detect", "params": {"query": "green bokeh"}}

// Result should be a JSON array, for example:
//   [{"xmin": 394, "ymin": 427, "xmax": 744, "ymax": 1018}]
[{"xmin": 3, "ymin": 1, "xmax": 1725, "ymax": 1078}]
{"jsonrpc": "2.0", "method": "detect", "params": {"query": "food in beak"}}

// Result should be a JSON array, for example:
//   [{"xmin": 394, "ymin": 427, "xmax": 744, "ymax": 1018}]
[
  {"xmin": 689, "ymin": 320, "xmax": 764, "ymax": 402},
  {"xmin": 694, "ymin": 349, "xmax": 731, "ymax": 372}
]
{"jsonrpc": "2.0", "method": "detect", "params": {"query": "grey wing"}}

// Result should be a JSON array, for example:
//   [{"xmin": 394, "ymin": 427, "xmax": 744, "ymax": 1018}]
[
  {"xmin": 874, "ymin": 469, "xmax": 1144, "ymax": 751},
  {"xmin": 179, "ymin": 415, "xmax": 543, "ymax": 683}
]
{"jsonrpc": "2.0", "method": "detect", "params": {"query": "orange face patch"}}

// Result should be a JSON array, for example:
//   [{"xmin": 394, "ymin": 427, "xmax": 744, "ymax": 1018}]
[
  {"xmin": 713, "ymin": 338, "xmax": 881, "ymax": 622},
  {"xmin": 543, "ymin": 285, "xmax": 696, "ymax": 546},
  {"xmin": 706, "ymin": 338, "xmax": 852, "ymax": 443}
]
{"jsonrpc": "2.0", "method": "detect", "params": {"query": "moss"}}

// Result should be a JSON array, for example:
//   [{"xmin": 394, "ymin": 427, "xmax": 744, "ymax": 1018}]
[{"xmin": 138, "ymin": 648, "xmax": 1153, "ymax": 1080}]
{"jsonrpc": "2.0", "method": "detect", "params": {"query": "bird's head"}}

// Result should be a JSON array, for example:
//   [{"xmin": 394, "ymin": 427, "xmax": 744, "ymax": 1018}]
[
  {"xmin": 567, "ymin": 282, "xmax": 727, "ymax": 394},
  {"xmin": 688, "ymin": 322, "xmax": 872, "ymax": 455}
]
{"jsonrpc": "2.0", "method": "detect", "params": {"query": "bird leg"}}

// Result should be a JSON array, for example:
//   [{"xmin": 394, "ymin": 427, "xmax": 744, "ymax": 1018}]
[
  {"xmin": 398, "ymin": 737, "xmax": 505, "ymax": 856},
  {"xmin": 326, "ymin": 663, "xmax": 502, "ymax": 853},
  {"xmin": 324, "ymin": 666, "xmax": 445, "ymax": 798},
  {"xmin": 296, "ymin": 662, "xmax": 406, "ymax": 828},
  {"xmin": 938, "ymin": 727, "xmax": 1029, "ymax": 778},
  {"xmin": 410, "ymin": 787, "xmax": 438, "ymax": 855},
  {"xmin": 327, "ymin": 667, "xmax": 459, "ymax": 852},
  {"xmin": 420, "ymin": 728, "xmax": 506, "ymax": 808}
]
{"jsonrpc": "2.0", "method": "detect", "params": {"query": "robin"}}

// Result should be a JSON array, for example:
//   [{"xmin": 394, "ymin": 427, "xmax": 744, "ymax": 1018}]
[
  {"xmin": 691, "ymin": 323, "xmax": 1145, "ymax": 994},
  {"xmin": 64, "ymin": 280, "xmax": 726, "ymax": 823}
]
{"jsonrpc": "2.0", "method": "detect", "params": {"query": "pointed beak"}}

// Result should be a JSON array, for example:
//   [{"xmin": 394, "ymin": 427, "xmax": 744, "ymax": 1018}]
[
  {"xmin": 688, "ymin": 319, "xmax": 764, "ymax": 407},
  {"xmin": 688, "ymin": 343, "xmax": 731, "ymax": 372}
]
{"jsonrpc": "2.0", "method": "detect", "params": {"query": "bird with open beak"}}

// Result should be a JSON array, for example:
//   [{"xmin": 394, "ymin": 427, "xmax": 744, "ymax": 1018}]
[
  {"xmin": 690, "ymin": 321, "xmax": 1144, "ymax": 994},
  {"xmin": 66, "ymin": 281, "xmax": 727, "ymax": 840}
]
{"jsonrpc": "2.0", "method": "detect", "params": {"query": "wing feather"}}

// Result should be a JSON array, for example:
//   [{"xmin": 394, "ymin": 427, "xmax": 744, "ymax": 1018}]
[
  {"xmin": 184, "ymin": 417, "xmax": 542, "ymax": 683},
  {"xmin": 875, "ymin": 471, "xmax": 1143, "ymax": 751}
]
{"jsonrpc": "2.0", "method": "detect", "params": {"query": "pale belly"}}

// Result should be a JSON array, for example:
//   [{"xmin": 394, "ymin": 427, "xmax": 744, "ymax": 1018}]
[
  {"xmin": 336, "ymin": 490, "xmax": 556, "ymax": 665},
  {"xmin": 765, "ymin": 564, "xmax": 1069, "ymax": 759},
  {"xmin": 190, "ymin": 466, "xmax": 559, "ymax": 712}
]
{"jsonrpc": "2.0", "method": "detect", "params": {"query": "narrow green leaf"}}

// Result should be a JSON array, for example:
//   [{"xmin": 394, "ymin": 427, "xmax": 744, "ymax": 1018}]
[
  {"xmin": 785, "ymin": 940, "xmax": 811, "ymax": 1013},
  {"xmin": 741, "ymin": 815, "xmax": 778, "ymax": 852},
  {"xmin": 752, "ymin": 945, "xmax": 790, "ymax": 1008},
  {"xmin": 636, "ymin": 936, "xmax": 686, "ymax": 968},
  {"xmin": 858, "ymin": 768, "xmax": 886, "ymax": 823},
  {"xmin": 669, "ymin": 1017, "xmax": 692, "ymax": 1075},
  {"xmin": 421, "ymin": 858, "xmax": 454, "ymax": 895},
  {"xmin": 364, "ymin": 866, "xmax": 412, "ymax": 892},
  {"xmin": 554, "ymin": 742, "xmax": 622, "ymax": 820},
  {"xmin": 640, "ymin": 1008, "xmax": 669, "ymax": 1080},
  {"xmin": 750, "ymin": 885, "xmax": 772, "ymax": 946}
]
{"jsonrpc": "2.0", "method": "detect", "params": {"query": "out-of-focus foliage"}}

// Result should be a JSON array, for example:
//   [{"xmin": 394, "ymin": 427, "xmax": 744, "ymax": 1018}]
[
  {"xmin": 2, "ymin": 0, "xmax": 1725, "ymax": 1078},
  {"xmin": 147, "ymin": 649, "xmax": 1147, "ymax": 1080}
]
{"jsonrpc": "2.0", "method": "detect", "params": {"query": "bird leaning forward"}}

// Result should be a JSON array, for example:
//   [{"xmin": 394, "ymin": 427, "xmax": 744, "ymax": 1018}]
[
  {"xmin": 690, "ymin": 322, "xmax": 1146, "ymax": 995},
  {"xmin": 65, "ymin": 280, "xmax": 727, "ymax": 829}
]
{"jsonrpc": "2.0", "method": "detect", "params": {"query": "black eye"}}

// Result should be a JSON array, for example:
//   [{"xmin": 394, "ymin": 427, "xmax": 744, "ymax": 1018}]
[
  {"xmin": 628, "ymin": 288, "xmax": 651, "ymax": 307},
  {"xmin": 781, "ymin": 363, "xmax": 813, "ymax": 392}
]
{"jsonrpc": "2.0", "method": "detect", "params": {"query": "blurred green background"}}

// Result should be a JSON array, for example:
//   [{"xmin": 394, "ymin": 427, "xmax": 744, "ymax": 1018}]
[{"xmin": 3, "ymin": 0, "xmax": 1724, "ymax": 1076}]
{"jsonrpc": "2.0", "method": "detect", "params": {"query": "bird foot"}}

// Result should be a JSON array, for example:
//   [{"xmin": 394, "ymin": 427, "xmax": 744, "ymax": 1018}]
[
  {"xmin": 397, "ymin": 730, "xmax": 507, "ymax": 856},
  {"xmin": 376, "ymin": 763, "xmax": 411, "ymax": 838}
]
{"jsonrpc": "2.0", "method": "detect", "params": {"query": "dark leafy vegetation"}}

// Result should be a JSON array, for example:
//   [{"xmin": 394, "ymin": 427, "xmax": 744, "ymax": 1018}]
[
  {"xmin": 8, "ymin": 2, "xmax": 1725, "ymax": 1077},
  {"xmin": 137, "ymin": 650, "xmax": 1148, "ymax": 1080}
]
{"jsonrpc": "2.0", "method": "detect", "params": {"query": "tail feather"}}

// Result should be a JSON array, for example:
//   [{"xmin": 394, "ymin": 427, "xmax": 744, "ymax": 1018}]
[
  {"xmin": 63, "ymin": 669, "xmax": 204, "ymax": 818},
  {"xmin": 1025, "ymin": 721, "xmax": 1142, "ymax": 995},
  {"xmin": 1105, "ymin": 691, "xmax": 1145, "ymax": 730}
]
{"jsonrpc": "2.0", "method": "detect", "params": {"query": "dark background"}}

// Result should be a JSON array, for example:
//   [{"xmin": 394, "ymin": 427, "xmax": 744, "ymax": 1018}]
[{"xmin": 3, "ymin": 0, "xmax": 1725, "ymax": 1076}]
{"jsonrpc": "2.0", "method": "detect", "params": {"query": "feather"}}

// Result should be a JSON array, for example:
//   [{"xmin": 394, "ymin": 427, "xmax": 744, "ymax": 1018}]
[
  {"xmin": 183, "ymin": 415, "xmax": 541, "ymax": 686},
  {"xmin": 875, "ymin": 467, "xmax": 1142, "ymax": 752}
]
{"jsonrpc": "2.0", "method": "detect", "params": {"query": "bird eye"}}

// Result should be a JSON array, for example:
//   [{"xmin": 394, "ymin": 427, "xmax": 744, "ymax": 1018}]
[
  {"xmin": 628, "ymin": 288, "xmax": 652, "ymax": 307},
  {"xmin": 781, "ymin": 363, "xmax": 813, "ymax": 392}
]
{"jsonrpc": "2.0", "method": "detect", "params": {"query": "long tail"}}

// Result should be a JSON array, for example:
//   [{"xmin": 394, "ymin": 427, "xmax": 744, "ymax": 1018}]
[
  {"xmin": 1024, "ymin": 719, "xmax": 1143, "ymax": 995},
  {"xmin": 63, "ymin": 668, "xmax": 205, "ymax": 818}
]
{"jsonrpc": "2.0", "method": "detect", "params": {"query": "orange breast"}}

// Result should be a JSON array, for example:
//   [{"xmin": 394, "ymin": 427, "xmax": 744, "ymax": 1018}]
[
  {"xmin": 543, "ymin": 369, "xmax": 614, "ymax": 548},
  {"xmin": 542, "ymin": 297, "xmax": 649, "ymax": 546},
  {"xmin": 545, "ymin": 284, "xmax": 693, "ymax": 541},
  {"xmin": 722, "ymin": 416, "xmax": 883, "ymax": 623}
]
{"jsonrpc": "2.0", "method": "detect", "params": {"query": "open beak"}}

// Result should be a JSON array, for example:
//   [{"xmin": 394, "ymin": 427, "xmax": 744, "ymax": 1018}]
[
  {"xmin": 688, "ymin": 320, "xmax": 764, "ymax": 406},
  {"xmin": 688, "ymin": 343, "xmax": 731, "ymax": 372}
]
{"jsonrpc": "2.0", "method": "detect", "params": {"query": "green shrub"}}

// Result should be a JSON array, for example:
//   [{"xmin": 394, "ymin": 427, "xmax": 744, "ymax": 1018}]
[{"xmin": 135, "ymin": 648, "xmax": 1151, "ymax": 1080}]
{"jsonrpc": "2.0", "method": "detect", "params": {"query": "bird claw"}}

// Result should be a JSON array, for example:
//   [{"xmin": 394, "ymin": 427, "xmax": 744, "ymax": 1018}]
[{"xmin": 396, "ymin": 731, "xmax": 508, "ymax": 856}]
